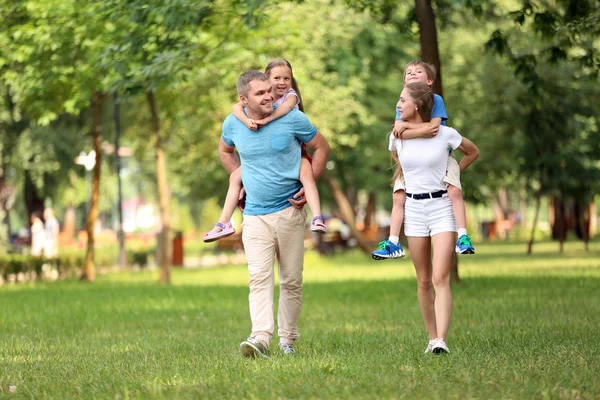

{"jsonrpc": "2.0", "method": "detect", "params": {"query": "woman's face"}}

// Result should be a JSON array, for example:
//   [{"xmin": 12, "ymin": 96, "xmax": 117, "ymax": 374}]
[
  {"xmin": 398, "ymin": 88, "xmax": 418, "ymax": 121},
  {"xmin": 268, "ymin": 66, "xmax": 292, "ymax": 99}
]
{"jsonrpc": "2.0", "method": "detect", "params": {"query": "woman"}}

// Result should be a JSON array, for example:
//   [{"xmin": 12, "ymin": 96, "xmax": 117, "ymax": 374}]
[
  {"xmin": 30, "ymin": 212, "xmax": 46, "ymax": 258},
  {"xmin": 397, "ymin": 82, "xmax": 479, "ymax": 353}
]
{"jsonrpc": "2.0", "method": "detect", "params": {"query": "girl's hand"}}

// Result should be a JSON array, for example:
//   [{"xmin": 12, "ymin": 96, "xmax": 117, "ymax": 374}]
[
  {"xmin": 254, "ymin": 117, "xmax": 270, "ymax": 128},
  {"xmin": 245, "ymin": 119, "xmax": 258, "ymax": 130}
]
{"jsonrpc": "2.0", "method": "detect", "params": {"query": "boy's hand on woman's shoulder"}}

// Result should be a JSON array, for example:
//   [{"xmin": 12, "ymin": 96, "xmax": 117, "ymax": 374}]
[
  {"xmin": 422, "ymin": 124, "xmax": 440, "ymax": 138},
  {"xmin": 392, "ymin": 120, "xmax": 406, "ymax": 138}
]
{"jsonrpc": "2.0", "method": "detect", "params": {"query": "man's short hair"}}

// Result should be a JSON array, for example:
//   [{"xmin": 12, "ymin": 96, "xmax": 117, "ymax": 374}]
[{"xmin": 237, "ymin": 70, "xmax": 269, "ymax": 97}]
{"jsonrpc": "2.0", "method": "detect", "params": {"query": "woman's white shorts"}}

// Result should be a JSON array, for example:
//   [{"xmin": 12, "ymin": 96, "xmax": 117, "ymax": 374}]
[{"xmin": 404, "ymin": 194, "xmax": 457, "ymax": 237}]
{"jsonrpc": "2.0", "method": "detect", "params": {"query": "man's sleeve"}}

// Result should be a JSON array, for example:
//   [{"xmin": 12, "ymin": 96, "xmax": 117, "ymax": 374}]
[
  {"xmin": 221, "ymin": 115, "xmax": 235, "ymax": 146},
  {"xmin": 292, "ymin": 110, "xmax": 317, "ymax": 143},
  {"xmin": 432, "ymin": 94, "xmax": 448, "ymax": 126}
]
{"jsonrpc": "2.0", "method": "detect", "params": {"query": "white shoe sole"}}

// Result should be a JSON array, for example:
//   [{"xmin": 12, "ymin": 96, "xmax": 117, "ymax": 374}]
[
  {"xmin": 203, "ymin": 228, "xmax": 235, "ymax": 243},
  {"xmin": 240, "ymin": 341, "xmax": 269, "ymax": 359},
  {"xmin": 455, "ymin": 246, "xmax": 475, "ymax": 254},
  {"xmin": 372, "ymin": 251, "xmax": 405, "ymax": 260}
]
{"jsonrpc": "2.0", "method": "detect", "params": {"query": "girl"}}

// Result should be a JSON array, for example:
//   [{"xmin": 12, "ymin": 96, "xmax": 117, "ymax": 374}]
[
  {"xmin": 390, "ymin": 82, "xmax": 479, "ymax": 353},
  {"xmin": 203, "ymin": 59, "xmax": 326, "ymax": 242}
]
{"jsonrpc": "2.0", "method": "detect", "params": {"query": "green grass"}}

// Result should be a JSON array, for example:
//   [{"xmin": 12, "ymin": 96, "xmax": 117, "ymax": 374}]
[{"xmin": 1, "ymin": 241, "xmax": 599, "ymax": 399}]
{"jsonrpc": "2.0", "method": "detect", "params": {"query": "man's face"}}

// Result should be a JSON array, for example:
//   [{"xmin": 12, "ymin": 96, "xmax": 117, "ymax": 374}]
[{"xmin": 240, "ymin": 80, "xmax": 273, "ymax": 117}]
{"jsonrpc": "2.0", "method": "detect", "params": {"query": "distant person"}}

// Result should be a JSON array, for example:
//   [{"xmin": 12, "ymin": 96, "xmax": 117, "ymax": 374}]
[
  {"xmin": 204, "ymin": 59, "xmax": 327, "ymax": 243},
  {"xmin": 387, "ymin": 82, "xmax": 479, "ymax": 353},
  {"xmin": 30, "ymin": 212, "xmax": 46, "ymax": 257},
  {"xmin": 44, "ymin": 208, "xmax": 59, "ymax": 258},
  {"xmin": 372, "ymin": 60, "xmax": 475, "ymax": 260},
  {"xmin": 219, "ymin": 69, "xmax": 330, "ymax": 357}
]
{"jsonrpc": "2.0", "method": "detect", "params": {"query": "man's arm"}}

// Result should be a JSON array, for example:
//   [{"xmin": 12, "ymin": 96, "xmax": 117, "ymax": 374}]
[
  {"xmin": 456, "ymin": 137, "xmax": 480, "ymax": 172},
  {"xmin": 219, "ymin": 137, "xmax": 240, "ymax": 173},
  {"xmin": 304, "ymin": 131, "xmax": 330, "ymax": 180}
]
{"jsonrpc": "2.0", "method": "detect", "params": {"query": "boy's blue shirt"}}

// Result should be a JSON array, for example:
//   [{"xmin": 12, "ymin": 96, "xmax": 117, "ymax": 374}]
[
  {"xmin": 222, "ymin": 108, "xmax": 317, "ymax": 216},
  {"xmin": 396, "ymin": 93, "xmax": 448, "ymax": 125}
]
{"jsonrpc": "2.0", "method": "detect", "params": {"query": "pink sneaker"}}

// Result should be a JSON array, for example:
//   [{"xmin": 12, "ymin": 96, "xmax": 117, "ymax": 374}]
[
  {"xmin": 310, "ymin": 216, "xmax": 327, "ymax": 234},
  {"xmin": 203, "ymin": 221, "xmax": 235, "ymax": 243}
]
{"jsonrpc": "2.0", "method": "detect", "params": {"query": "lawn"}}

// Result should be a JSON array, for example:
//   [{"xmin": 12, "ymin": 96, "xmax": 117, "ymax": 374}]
[{"xmin": 1, "ymin": 241, "xmax": 599, "ymax": 399}]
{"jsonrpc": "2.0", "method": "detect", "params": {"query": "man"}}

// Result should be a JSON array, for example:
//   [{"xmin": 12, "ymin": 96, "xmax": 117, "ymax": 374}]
[
  {"xmin": 43, "ymin": 208, "xmax": 59, "ymax": 258},
  {"xmin": 219, "ymin": 70, "xmax": 330, "ymax": 358}
]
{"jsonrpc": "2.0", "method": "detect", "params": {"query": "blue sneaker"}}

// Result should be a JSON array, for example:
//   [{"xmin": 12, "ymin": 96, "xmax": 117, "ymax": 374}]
[
  {"xmin": 455, "ymin": 234, "xmax": 475, "ymax": 254},
  {"xmin": 372, "ymin": 240, "xmax": 405, "ymax": 260}
]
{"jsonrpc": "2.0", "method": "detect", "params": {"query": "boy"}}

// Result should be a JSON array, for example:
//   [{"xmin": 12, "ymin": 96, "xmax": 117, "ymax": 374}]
[{"xmin": 372, "ymin": 60, "xmax": 475, "ymax": 260}]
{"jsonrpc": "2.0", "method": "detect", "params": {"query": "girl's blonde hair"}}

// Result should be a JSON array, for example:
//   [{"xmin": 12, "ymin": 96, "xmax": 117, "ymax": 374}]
[{"xmin": 264, "ymin": 59, "xmax": 304, "ymax": 112}]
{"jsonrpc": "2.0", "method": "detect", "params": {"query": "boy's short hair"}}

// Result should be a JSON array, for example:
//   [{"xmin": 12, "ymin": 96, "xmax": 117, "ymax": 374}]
[
  {"xmin": 237, "ymin": 70, "xmax": 268, "ymax": 97},
  {"xmin": 404, "ymin": 60, "xmax": 436, "ymax": 83}
]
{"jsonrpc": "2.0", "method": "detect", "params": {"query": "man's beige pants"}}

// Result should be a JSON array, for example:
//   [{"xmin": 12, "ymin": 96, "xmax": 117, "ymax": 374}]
[{"xmin": 242, "ymin": 206, "xmax": 306, "ymax": 347}]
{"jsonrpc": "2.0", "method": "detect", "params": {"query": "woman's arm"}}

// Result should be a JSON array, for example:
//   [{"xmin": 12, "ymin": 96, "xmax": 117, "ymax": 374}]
[
  {"xmin": 255, "ymin": 95, "xmax": 297, "ymax": 126},
  {"xmin": 232, "ymin": 102, "xmax": 257, "ymax": 130},
  {"xmin": 456, "ymin": 137, "xmax": 480, "ymax": 172}
]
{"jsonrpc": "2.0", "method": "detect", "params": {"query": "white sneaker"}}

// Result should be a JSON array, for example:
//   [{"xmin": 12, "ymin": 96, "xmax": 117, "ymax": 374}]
[
  {"xmin": 432, "ymin": 338, "xmax": 450, "ymax": 354},
  {"xmin": 424, "ymin": 339, "xmax": 437, "ymax": 354}
]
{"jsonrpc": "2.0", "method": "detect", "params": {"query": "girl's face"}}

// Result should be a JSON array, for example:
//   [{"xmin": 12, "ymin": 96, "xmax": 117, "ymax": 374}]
[
  {"xmin": 398, "ymin": 88, "xmax": 418, "ymax": 121},
  {"xmin": 268, "ymin": 66, "xmax": 292, "ymax": 98}
]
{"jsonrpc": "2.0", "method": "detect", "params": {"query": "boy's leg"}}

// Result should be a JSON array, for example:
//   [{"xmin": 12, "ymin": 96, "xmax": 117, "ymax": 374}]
[
  {"xmin": 389, "ymin": 188, "xmax": 406, "ymax": 243},
  {"xmin": 372, "ymin": 177, "xmax": 406, "ymax": 260},
  {"xmin": 299, "ymin": 158, "xmax": 326, "ymax": 233},
  {"xmin": 203, "ymin": 167, "xmax": 241, "ymax": 242},
  {"xmin": 444, "ymin": 155, "xmax": 474, "ymax": 254}
]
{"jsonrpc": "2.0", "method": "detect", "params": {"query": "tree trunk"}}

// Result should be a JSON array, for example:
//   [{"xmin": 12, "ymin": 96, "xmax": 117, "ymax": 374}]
[
  {"xmin": 81, "ymin": 91, "xmax": 104, "ymax": 282},
  {"xmin": 415, "ymin": 0, "xmax": 444, "ymax": 96},
  {"xmin": 551, "ymin": 197, "xmax": 566, "ymax": 253},
  {"xmin": 574, "ymin": 201, "xmax": 590, "ymax": 252},
  {"xmin": 0, "ymin": 171, "xmax": 11, "ymax": 241},
  {"xmin": 415, "ymin": 0, "xmax": 459, "ymax": 279},
  {"xmin": 146, "ymin": 90, "xmax": 171, "ymax": 284},
  {"xmin": 527, "ymin": 188, "xmax": 543, "ymax": 255},
  {"xmin": 113, "ymin": 93, "xmax": 127, "ymax": 268},
  {"xmin": 323, "ymin": 172, "xmax": 372, "ymax": 253},
  {"xmin": 450, "ymin": 252, "xmax": 460, "ymax": 283},
  {"xmin": 364, "ymin": 192, "xmax": 376, "ymax": 229}
]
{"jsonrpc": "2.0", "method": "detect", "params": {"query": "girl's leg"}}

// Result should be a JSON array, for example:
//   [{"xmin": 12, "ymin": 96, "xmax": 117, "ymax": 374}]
[
  {"xmin": 407, "ymin": 236, "xmax": 437, "ymax": 340},
  {"xmin": 430, "ymin": 231, "xmax": 456, "ymax": 340},
  {"xmin": 217, "ymin": 167, "xmax": 243, "ymax": 227},
  {"xmin": 204, "ymin": 167, "xmax": 242, "ymax": 242},
  {"xmin": 299, "ymin": 158, "xmax": 321, "ymax": 217}
]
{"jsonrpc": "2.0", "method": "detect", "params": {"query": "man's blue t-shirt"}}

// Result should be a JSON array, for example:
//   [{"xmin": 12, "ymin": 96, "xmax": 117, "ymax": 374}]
[
  {"xmin": 222, "ymin": 108, "xmax": 317, "ymax": 216},
  {"xmin": 396, "ymin": 93, "xmax": 448, "ymax": 125}
]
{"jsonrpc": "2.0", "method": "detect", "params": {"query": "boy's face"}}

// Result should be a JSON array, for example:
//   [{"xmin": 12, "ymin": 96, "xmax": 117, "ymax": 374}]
[{"xmin": 404, "ymin": 64, "xmax": 433, "ymax": 86}]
